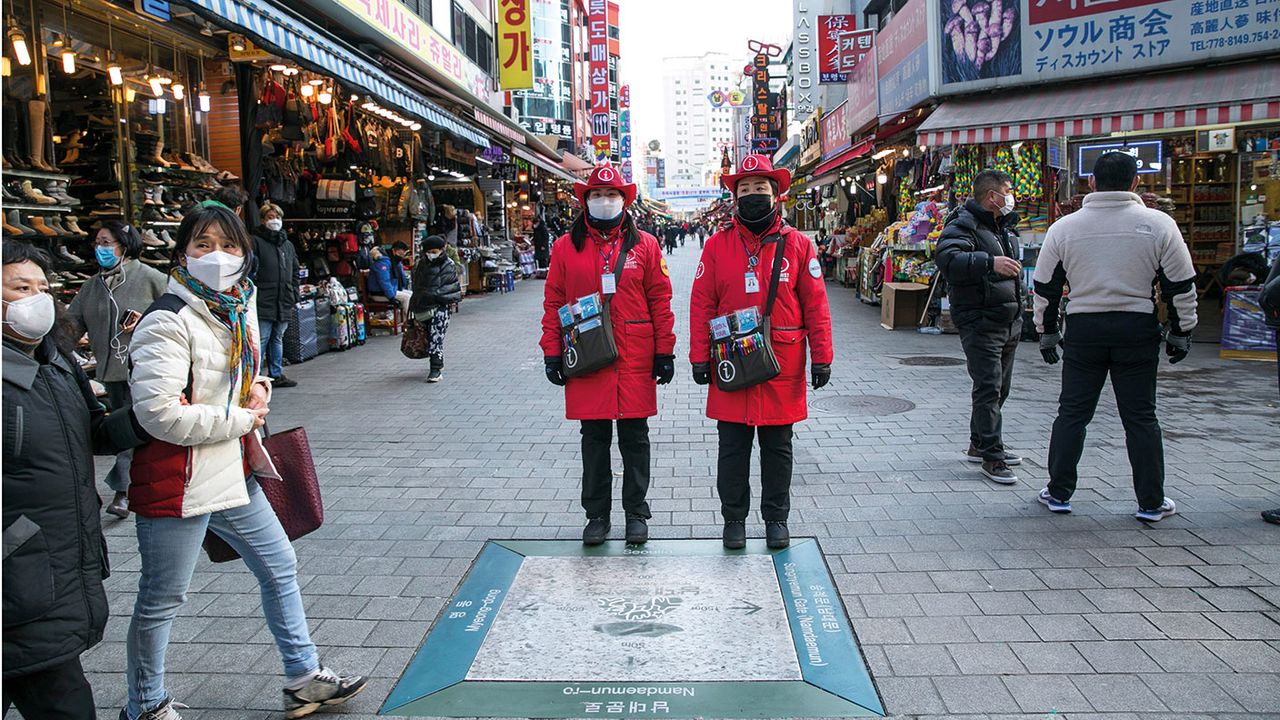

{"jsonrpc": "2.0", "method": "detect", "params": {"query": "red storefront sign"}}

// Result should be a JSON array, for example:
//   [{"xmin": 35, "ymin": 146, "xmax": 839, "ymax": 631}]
[
  {"xmin": 588, "ymin": 0, "xmax": 610, "ymax": 162},
  {"xmin": 820, "ymin": 101, "xmax": 851, "ymax": 158},
  {"xmin": 817, "ymin": 16, "xmax": 871, "ymax": 84},
  {"xmin": 1028, "ymin": 0, "xmax": 1167, "ymax": 25}
]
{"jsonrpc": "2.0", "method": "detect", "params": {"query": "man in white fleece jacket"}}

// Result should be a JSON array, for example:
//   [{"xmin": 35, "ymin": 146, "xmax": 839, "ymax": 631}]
[{"xmin": 1032, "ymin": 151, "xmax": 1197, "ymax": 523}]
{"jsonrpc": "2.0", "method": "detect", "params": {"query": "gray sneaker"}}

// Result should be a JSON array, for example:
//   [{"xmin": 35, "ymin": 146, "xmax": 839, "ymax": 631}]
[
  {"xmin": 284, "ymin": 666, "xmax": 368, "ymax": 718},
  {"xmin": 120, "ymin": 698, "xmax": 188, "ymax": 720},
  {"xmin": 966, "ymin": 446, "xmax": 1022, "ymax": 466},
  {"xmin": 981, "ymin": 460, "xmax": 1019, "ymax": 485}
]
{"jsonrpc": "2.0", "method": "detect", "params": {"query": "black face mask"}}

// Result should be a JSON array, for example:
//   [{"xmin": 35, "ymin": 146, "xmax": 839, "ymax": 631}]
[
  {"xmin": 735, "ymin": 194, "xmax": 777, "ymax": 233},
  {"xmin": 586, "ymin": 213, "xmax": 624, "ymax": 233}
]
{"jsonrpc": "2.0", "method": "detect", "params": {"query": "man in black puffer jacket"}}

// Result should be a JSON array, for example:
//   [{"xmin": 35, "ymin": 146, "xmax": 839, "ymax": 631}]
[
  {"xmin": 409, "ymin": 234, "xmax": 463, "ymax": 383},
  {"xmin": 3, "ymin": 242, "xmax": 149, "ymax": 717},
  {"xmin": 935, "ymin": 169, "xmax": 1025, "ymax": 486},
  {"xmin": 251, "ymin": 202, "xmax": 301, "ymax": 388}
]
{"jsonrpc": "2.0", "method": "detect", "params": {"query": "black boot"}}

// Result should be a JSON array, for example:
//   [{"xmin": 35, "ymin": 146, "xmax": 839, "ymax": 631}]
[
  {"xmin": 766, "ymin": 522, "xmax": 790, "ymax": 549},
  {"xmin": 625, "ymin": 517, "xmax": 648, "ymax": 544},
  {"xmin": 723, "ymin": 520, "xmax": 746, "ymax": 550},
  {"xmin": 583, "ymin": 518, "xmax": 610, "ymax": 546}
]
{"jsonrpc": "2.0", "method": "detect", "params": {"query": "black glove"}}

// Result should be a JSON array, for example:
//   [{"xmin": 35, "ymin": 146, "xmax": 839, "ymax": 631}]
[
  {"xmin": 1039, "ymin": 331, "xmax": 1063, "ymax": 365},
  {"xmin": 544, "ymin": 356, "xmax": 566, "ymax": 386},
  {"xmin": 692, "ymin": 362, "xmax": 711, "ymax": 385},
  {"xmin": 1165, "ymin": 329, "xmax": 1191, "ymax": 364},
  {"xmin": 811, "ymin": 363, "xmax": 831, "ymax": 390},
  {"xmin": 653, "ymin": 354, "xmax": 675, "ymax": 385}
]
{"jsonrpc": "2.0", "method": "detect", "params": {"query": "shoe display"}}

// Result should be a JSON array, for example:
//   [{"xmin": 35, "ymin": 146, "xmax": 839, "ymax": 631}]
[
  {"xmin": 625, "ymin": 517, "xmax": 648, "ymax": 544},
  {"xmin": 29, "ymin": 217, "xmax": 59, "ymax": 237},
  {"xmin": 723, "ymin": 520, "xmax": 747, "ymax": 550},
  {"xmin": 141, "ymin": 229, "xmax": 166, "ymax": 247},
  {"xmin": 64, "ymin": 216, "xmax": 89, "ymax": 236},
  {"xmin": 90, "ymin": 205, "xmax": 123, "ymax": 217},
  {"xmin": 46, "ymin": 217, "xmax": 72, "ymax": 236},
  {"xmin": 48, "ymin": 183, "xmax": 80, "ymax": 206},
  {"xmin": 95, "ymin": 189, "xmax": 123, "ymax": 201},
  {"xmin": 159, "ymin": 230, "xmax": 175, "ymax": 248},
  {"xmin": 106, "ymin": 491, "xmax": 129, "ymax": 519},
  {"xmin": 7, "ymin": 211, "xmax": 35, "ymax": 235},
  {"xmin": 20, "ymin": 180, "xmax": 59, "ymax": 205},
  {"xmin": 3, "ymin": 216, "xmax": 22, "ymax": 236},
  {"xmin": 1135, "ymin": 498, "xmax": 1177, "ymax": 522},
  {"xmin": 966, "ymin": 446, "xmax": 1022, "ymax": 466},
  {"xmin": 1037, "ymin": 488, "xmax": 1072, "ymax": 514},
  {"xmin": 56, "ymin": 245, "xmax": 85, "ymax": 264},
  {"xmin": 582, "ymin": 518, "xmax": 610, "ymax": 546},
  {"xmin": 980, "ymin": 460, "xmax": 1018, "ymax": 485},
  {"xmin": 283, "ymin": 667, "xmax": 367, "ymax": 719}
]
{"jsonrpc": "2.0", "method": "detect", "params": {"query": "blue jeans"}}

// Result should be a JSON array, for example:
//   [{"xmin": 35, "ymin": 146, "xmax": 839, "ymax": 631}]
[
  {"xmin": 259, "ymin": 320, "xmax": 289, "ymax": 379},
  {"xmin": 104, "ymin": 381, "xmax": 133, "ymax": 493},
  {"xmin": 125, "ymin": 479, "xmax": 318, "ymax": 718}
]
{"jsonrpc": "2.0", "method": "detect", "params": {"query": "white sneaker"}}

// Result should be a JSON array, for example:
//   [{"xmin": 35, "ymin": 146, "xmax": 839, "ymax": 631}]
[
  {"xmin": 1135, "ymin": 498, "xmax": 1177, "ymax": 522},
  {"xmin": 283, "ymin": 666, "xmax": 368, "ymax": 718}
]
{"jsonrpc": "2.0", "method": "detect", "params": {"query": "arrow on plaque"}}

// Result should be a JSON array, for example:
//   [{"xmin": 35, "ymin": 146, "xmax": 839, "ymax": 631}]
[{"xmin": 731, "ymin": 600, "xmax": 762, "ymax": 615}]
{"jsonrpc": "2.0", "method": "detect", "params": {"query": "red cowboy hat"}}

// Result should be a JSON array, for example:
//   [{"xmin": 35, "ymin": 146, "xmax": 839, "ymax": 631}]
[
  {"xmin": 721, "ymin": 154, "xmax": 791, "ymax": 196},
  {"xmin": 573, "ymin": 164, "xmax": 637, "ymax": 206}
]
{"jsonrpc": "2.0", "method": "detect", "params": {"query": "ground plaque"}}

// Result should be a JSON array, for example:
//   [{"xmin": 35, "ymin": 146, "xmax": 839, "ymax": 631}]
[{"xmin": 381, "ymin": 539, "xmax": 883, "ymax": 718}]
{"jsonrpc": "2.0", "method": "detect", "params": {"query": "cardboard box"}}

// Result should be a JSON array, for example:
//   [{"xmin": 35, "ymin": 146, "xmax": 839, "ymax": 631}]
[{"xmin": 881, "ymin": 282, "xmax": 930, "ymax": 330}]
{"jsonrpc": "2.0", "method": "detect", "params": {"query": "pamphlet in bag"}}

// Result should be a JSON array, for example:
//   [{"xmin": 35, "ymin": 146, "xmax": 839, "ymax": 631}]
[
  {"xmin": 562, "ymin": 244, "xmax": 630, "ymax": 378},
  {"xmin": 711, "ymin": 232, "xmax": 786, "ymax": 391}
]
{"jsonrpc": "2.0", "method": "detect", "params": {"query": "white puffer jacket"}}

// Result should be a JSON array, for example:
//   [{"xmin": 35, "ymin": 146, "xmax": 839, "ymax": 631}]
[{"xmin": 128, "ymin": 278, "xmax": 278, "ymax": 518}]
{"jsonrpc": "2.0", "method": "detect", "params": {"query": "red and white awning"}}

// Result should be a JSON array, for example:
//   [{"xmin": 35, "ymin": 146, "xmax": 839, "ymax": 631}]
[{"xmin": 918, "ymin": 62, "xmax": 1280, "ymax": 147}]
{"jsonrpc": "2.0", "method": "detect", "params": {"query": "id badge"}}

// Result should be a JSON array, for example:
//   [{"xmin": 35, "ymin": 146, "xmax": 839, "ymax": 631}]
[
  {"xmin": 744, "ymin": 272, "xmax": 760, "ymax": 294},
  {"xmin": 601, "ymin": 273, "xmax": 617, "ymax": 295}
]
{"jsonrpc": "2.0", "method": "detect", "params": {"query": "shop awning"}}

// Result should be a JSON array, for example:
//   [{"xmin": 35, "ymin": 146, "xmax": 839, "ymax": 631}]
[
  {"xmin": 918, "ymin": 62, "xmax": 1280, "ymax": 146},
  {"xmin": 180, "ymin": 0, "xmax": 489, "ymax": 147},
  {"xmin": 512, "ymin": 145, "xmax": 580, "ymax": 184},
  {"xmin": 809, "ymin": 138, "xmax": 874, "ymax": 178},
  {"xmin": 560, "ymin": 153, "xmax": 593, "ymax": 178}
]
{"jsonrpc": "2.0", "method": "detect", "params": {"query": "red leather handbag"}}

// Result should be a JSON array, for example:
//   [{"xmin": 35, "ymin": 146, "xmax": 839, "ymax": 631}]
[{"xmin": 203, "ymin": 426, "xmax": 325, "ymax": 563}]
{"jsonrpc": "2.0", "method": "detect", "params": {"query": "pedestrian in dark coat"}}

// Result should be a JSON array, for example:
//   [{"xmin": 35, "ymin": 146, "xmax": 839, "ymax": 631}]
[
  {"xmin": 251, "ymin": 202, "xmax": 300, "ymax": 387},
  {"xmin": 409, "ymin": 234, "xmax": 463, "ymax": 383},
  {"xmin": 2, "ymin": 242, "xmax": 149, "ymax": 719},
  {"xmin": 532, "ymin": 217, "xmax": 551, "ymax": 270},
  {"xmin": 935, "ymin": 169, "xmax": 1025, "ymax": 485}
]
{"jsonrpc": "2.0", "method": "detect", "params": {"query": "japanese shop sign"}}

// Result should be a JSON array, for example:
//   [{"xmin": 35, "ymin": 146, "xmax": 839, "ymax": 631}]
[
  {"xmin": 876, "ymin": 0, "xmax": 929, "ymax": 118},
  {"xmin": 935, "ymin": 0, "xmax": 1280, "ymax": 95},
  {"xmin": 498, "ymin": 0, "xmax": 534, "ymax": 90},
  {"xmin": 846, "ymin": 34, "xmax": 880, "ymax": 133},
  {"xmin": 326, "ymin": 0, "xmax": 494, "ymax": 101},
  {"xmin": 791, "ymin": 3, "xmax": 820, "ymax": 120},
  {"xmin": 821, "ymin": 101, "xmax": 853, "ymax": 159},
  {"xmin": 818, "ymin": 17, "xmax": 872, "ymax": 83},
  {"xmin": 588, "ymin": 0, "xmax": 611, "ymax": 162},
  {"xmin": 1076, "ymin": 140, "xmax": 1164, "ymax": 175}
]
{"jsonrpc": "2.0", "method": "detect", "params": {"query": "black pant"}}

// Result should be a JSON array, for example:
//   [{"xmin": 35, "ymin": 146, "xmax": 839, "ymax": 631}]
[
  {"xmin": 958, "ymin": 317, "xmax": 1022, "ymax": 460},
  {"xmin": 3, "ymin": 656, "xmax": 95, "ymax": 720},
  {"xmin": 1046, "ymin": 339, "xmax": 1164, "ymax": 510},
  {"xmin": 580, "ymin": 419, "xmax": 651, "ymax": 519},
  {"xmin": 717, "ymin": 421, "xmax": 793, "ymax": 522}
]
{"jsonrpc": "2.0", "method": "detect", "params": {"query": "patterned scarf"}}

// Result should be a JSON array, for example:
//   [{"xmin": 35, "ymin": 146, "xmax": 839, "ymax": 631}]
[{"xmin": 171, "ymin": 267, "xmax": 259, "ymax": 414}]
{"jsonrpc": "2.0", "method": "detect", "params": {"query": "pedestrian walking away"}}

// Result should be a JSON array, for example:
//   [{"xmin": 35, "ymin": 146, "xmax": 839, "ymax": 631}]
[
  {"xmin": 124, "ymin": 204, "xmax": 366, "ymax": 719},
  {"xmin": 1034, "ymin": 151, "xmax": 1198, "ymax": 522},
  {"xmin": 251, "ymin": 202, "xmax": 301, "ymax": 389},
  {"xmin": 690, "ymin": 154, "xmax": 834, "ymax": 551},
  {"xmin": 935, "ymin": 169, "xmax": 1026, "ymax": 485},
  {"xmin": 3, "ymin": 241, "xmax": 151, "ymax": 720},
  {"xmin": 409, "ymin": 234, "xmax": 463, "ymax": 383},
  {"xmin": 540, "ymin": 165, "xmax": 677, "ymax": 547},
  {"xmin": 65, "ymin": 221, "xmax": 167, "ymax": 518}
]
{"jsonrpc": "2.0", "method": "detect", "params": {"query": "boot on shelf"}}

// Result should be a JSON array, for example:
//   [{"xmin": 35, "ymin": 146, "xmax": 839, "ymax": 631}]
[
  {"xmin": 3, "ymin": 215, "xmax": 22, "ymax": 236},
  {"xmin": 3, "ymin": 101, "xmax": 28, "ymax": 169},
  {"xmin": 47, "ymin": 182, "xmax": 79, "ymax": 206},
  {"xmin": 56, "ymin": 244, "xmax": 85, "ymax": 264},
  {"xmin": 46, "ymin": 217, "xmax": 72, "ymax": 236},
  {"xmin": 20, "ymin": 180, "xmax": 59, "ymax": 205},
  {"xmin": 27, "ymin": 99, "xmax": 56, "ymax": 173},
  {"xmin": 7, "ymin": 211, "xmax": 35, "ymax": 235},
  {"xmin": 29, "ymin": 216, "xmax": 59, "ymax": 237},
  {"xmin": 64, "ymin": 216, "xmax": 88, "ymax": 236}
]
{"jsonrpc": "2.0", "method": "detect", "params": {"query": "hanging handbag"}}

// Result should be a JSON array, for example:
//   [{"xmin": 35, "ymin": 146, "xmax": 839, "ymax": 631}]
[
  {"xmin": 712, "ymin": 230, "xmax": 786, "ymax": 392},
  {"xmin": 562, "ymin": 242, "xmax": 629, "ymax": 378},
  {"xmin": 400, "ymin": 317, "xmax": 431, "ymax": 359},
  {"xmin": 202, "ymin": 425, "xmax": 325, "ymax": 563}
]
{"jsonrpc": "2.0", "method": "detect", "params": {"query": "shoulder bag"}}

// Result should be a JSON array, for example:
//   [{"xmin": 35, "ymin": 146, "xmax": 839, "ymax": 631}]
[
  {"xmin": 713, "ymin": 230, "xmax": 785, "ymax": 392},
  {"xmin": 562, "ymin": 241, "xmax": 630, "ymax": 378}
]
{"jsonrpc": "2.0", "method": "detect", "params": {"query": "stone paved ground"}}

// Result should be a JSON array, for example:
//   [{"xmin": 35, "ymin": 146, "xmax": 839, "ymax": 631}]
[{"xmin": 84, "ymin": 240, "xmax": 1280, "ymax": 719}]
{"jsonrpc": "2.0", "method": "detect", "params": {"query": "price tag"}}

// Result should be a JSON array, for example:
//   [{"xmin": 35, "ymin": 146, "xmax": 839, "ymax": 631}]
[
  {"xmin": 601, "ymin": 273, "xmax": 617, "ymax": 295},
  {"xmin": 744, "ymin": 273, "xmax": 760, "ymax": 294}
]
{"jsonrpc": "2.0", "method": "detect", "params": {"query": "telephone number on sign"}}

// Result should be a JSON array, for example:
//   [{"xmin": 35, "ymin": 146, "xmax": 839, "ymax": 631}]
[{"xmin": 1191, "ymin": 29, "xmax": 1279, "ymax": 50}]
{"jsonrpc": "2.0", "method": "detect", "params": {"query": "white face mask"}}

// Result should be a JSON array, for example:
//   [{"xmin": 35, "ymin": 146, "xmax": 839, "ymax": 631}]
[
  {"xmin": 2, "ymin": 292, "xmax": 56, "ymax": 341},
  {"xmin": 995, "ymin": 191, "xmax": 1016, "ymax": 216},
  {"xmin": 264, "ymin": 218, "xmax": 283, "ymax": 232},
  {"xmin": 587, "ymin": 196, "xmax": 624, "ymax": 221},
  {"xmin": 426, "ymin": 251, "xmax": 443, "ymax": 260},
  {"xmin": 186, "ymin": 251, "xmax": 245, "ymax": 292}
]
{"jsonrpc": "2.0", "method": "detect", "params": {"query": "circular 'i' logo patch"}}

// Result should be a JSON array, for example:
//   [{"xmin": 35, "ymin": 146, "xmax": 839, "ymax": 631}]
[
  {"xmin": 742, "ymin": 155, "xmax": 760, "ymax": 171},
  {"xmin": 597, "ymin": 167, "xmax": 616, "ymax": 183}
]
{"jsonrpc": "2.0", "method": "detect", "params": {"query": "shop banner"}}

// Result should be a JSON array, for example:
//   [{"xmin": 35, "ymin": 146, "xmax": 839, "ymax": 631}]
[
  {"xmin": 519, "ymin": 116, "xmax": 573, "ymax": 139},
  {"xmin": 818, "ymin": 17, "xmax": 872, "ymax": 84},
  {"xmin": 846, "ymin": 34, "xmax": 880, "ymax": 133},
  {"xmin": 821, "ymin": 101, "xmax": 852, "ymax": 159},
  {"xmin": 1076, "ymin": 139, "xmax": 1164, "ymax": 175},
  {"xmin": 752, "ymin": 53, "xmax": 770, "ymax": 142},
  {"xmin": 322, "ymin": 0, "xmax": 493, "ymax": 101},
  {"xmin": 791, "ymin": 2, "xmax": 820, "ymax": 120},
  {"xmin": 620, "ymin": 85, "xmax": 632, "ymax": 181},
  {"xmin": 654, "ymin": 187, "xmax": 723, "ymax": 200},
  {"xmin": 498, "ymin": 0, "xmax": 534, "ymax": 90},
  {"xmin": 876, "ymin": 0, "xmax": 929, "ymax": 119},
  {"xmin": 800, "ymin": 111, "xmax": 823, "ymax": 166},
  {"xmin": 935, "ymin": 0, "xmax": 1280, "ymax": 95},
  {"xmin": 588, "ymin": 0, "xmax": 610, "ymax": 162}
]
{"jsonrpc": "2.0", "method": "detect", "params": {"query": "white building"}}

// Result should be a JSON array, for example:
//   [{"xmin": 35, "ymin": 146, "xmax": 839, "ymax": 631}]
[{"xmin": 662, "ymin": 53, "xmax": 738, "ymax": 188}]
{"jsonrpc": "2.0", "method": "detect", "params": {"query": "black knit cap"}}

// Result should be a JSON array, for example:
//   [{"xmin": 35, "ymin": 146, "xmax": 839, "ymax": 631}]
[{"xmin": 422, "ymin": 234, "xmax": 446, "ymax": 251}]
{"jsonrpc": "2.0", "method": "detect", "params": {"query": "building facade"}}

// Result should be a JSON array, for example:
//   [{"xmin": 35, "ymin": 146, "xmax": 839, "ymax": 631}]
[{"xmin": 662, "ymin": 53, "xmax": 737, "ymax": 188}]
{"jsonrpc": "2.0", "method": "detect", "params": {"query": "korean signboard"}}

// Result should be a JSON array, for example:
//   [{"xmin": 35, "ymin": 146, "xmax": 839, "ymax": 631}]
[
  {"xmin": 876, "ymin": 0, "xmax": 928, "ymax": 119},
  {"xmin": 818, "ymin": 16, "xmax": 873, "ymax": 84},
  {"xmin": 1076, "ymin": 140, "xmax": 1164, "ymax": 175},
  {"xmin": 821, "ymin": 101, "xmax": 852, "ymax": 159},
  {"xmin": 846, "ymin": 33, "xmax": 880, "ymax": 133},
  {"xmin": 588, "ymin": 0, "xmax": 611, "ymax": 162},
  {"xmin": 518, "ymin": 116, "xmax": 574, "ymax": 139},
  {"xmin": 498, "ymin": 0, "xmax": 533, "ymax": 89},
  {"xmin": 619, "ymin": 84, "xmax": 633, "ymax": 182},
  {"xmin": 799, "ymin": 110, "xmax": 823, "ymax": 166},
  {"xmin": 790, "ymin": 2, "xmax": 819, "ymax": 120},
  {"xmin": 934, "ymin": 0, "xmax": 1280, "ymax": 95},
  {"xmin": 324, "ymin": 0, "xmax": 493, "ymax": 101},
  {"xmin": 752, "ymin": 53, "xmax": 771, "ymax": 151}
]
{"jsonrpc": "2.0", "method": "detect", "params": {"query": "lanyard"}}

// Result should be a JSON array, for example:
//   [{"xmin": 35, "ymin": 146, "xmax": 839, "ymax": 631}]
[
  {"xmin": 738, "ymin": 227, "xmax": 770, "ymax": 273},
  {"xmin": 598, "ymin": 236, "xmax": 620, "ymax": 273}
]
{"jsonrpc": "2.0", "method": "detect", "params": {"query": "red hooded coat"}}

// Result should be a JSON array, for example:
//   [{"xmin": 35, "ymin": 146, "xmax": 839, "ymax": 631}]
[
  {"xmin": 541, "ymin": 226, "xmax": 677, "ymax": 420},
  {"xmin": 689, "ymin": 218, "xmax": 834, "ymax": 426}
]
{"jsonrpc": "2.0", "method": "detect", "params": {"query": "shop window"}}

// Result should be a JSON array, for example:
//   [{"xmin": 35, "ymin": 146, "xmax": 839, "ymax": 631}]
[{"xmin": 450, "ymin": 1, "xmax": 494, "ymax": 75}]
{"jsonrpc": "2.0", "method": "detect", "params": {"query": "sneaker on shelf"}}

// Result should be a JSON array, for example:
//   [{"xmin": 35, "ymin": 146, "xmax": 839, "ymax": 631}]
[
  {"xmin": 216, "ymin": 169, "xmax": 240, "ymax": 184},
  {"xmin": 1037, "ymin": 488, "xmax": 1072, "ymax": 513},
  {"xmin": 159, "ymin": 230, "xmax": 175, "ymax": 248},
  {"xmin": 283, "ymin": 667, "xmax": 367, "ymax": 719},
  {"xmin": 1135, "ymin": 498, "xmax": 1177, "ymax": 523},
  {"xmin": 965, "ymin": 445, "xmax": 1022, "ymax": 466},
  {"xmin": 980, "ymin": 460, "xmax": 1019, "ymax": 485},
  {"xmin": 142, "ymin": 187, "xmax": 159, "ymax": 206},
  {"xmin": 142, "ymin": 229, "xmax": 166, "ymax": 248}
]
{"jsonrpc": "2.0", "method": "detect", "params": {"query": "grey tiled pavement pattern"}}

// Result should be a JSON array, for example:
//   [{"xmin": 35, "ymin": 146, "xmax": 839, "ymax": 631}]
[{"xmin": 80, "ymin": 239, "xmax": 1280, "ymax": 719}]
